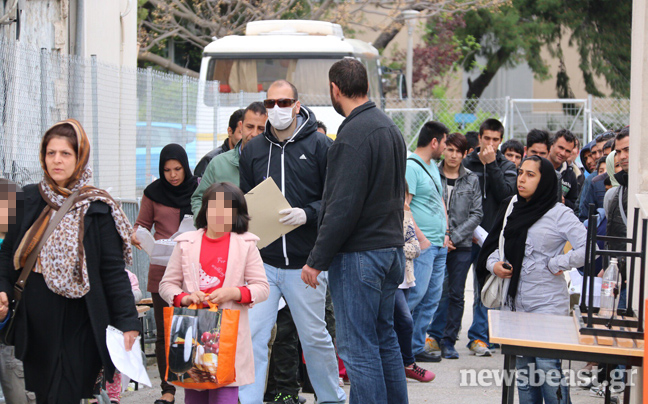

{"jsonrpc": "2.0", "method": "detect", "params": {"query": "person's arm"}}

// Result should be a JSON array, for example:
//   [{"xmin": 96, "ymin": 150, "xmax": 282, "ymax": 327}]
[
  {"xmin": 486, "ymin": 249, "xmax": 501, "ymax": 274},
  {"xmin": 242, "ymin": 241, "xmax": 270, "ymax": 307},
  {"xmin": 158, "ymin": 242, "xmax": 187, "ymax": 305},
  {"xmin": 486, "ymin": 159, "xmax": 517, "ymax": 203},
  {"xmin": 450, "ymin": 178, "xmax": 484, "ymax": 245},
  {"xmin": 306, "ymin": 142, "xmax": 369, "ymax": 271},
  {"xmin": 548, "ymin": 207, "xmax": 588, "ymax": 274},
  {"xmin": 238, "ymin": 147, "xmax": 255, "ymax": 194},
  {"xmin": 133, "ymin": 195, "xmax": 155, "ymax": 232},
  {"xmin": 403, "ymin": 219, "xmax": 421, "ymax": 260}
]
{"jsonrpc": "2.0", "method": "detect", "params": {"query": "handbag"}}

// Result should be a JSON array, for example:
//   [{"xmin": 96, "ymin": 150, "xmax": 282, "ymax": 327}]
[
  {"xmin": 163, "ymin": 301, "xmax": 240, "ymax": 389},
  {"xmin": 0, "ymin": 190, "xmax": 80, "ymax": 345},
  {"xmin": 480, "ymin": 196, "xmax": 516, "ymax": 309}
]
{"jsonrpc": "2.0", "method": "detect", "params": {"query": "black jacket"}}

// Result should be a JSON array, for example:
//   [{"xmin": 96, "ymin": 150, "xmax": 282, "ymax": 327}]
[
  {"xmin": 194, "ymin": 139, "xmax": 231, "ymax": 178},
  {"xmin": 463, "ymin": 148, "xmax": 517, "ymax": 232},
  {"xmin": 439, "ymin": 162, "xmax": 483, "ymax": 249},
  {"xmin": 306, "ymin": 101, "xmax": 406, "ymax": 271},
  {"xmin": 239, "ymin": 106, "xmax": 331, "ymax": 269},
  {"xmin": 557, "ymin": 162, "xmax": 578, "ymax": 210},
  {"xmin": 0, "ymin": 184, "xmax": 141, "ymax": 384}
]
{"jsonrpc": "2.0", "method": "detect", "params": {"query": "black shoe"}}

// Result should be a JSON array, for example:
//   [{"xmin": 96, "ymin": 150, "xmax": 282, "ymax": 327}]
[
  {"xmin": 270, "ymin": 393, "xmax": 300, "ymax": 404},
  {"xmin": 441, "ymin": 343, "xmax": 459, "ymax": 359},
  {"xmin": 414, "ymin": 351, "xmax": 442, "ymax": 362}
]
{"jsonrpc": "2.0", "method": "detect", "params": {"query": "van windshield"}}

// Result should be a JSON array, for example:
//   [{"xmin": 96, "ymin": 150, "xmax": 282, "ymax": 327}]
[{"xmin": 204, "ymin": 57, "xmax": 380, "ymax": 106}]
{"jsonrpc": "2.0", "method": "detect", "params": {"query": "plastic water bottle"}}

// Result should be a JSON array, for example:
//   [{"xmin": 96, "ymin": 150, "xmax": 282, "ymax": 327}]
[{"xmin": 599, "ymin": 258, "xmax": 619, "ymax": 318}]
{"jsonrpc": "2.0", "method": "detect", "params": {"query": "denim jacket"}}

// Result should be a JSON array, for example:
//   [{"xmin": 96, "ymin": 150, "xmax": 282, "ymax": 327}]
[
  {"xmin": 486, "ymin": 204, "xmax": 587, "ymax": 315},
  {"xmin": 438, "ymin": 161, "xmax": 483, "ymax": 248}
]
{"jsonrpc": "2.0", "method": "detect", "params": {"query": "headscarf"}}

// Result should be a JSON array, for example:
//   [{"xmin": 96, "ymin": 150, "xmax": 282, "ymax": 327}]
[
  {"xmin": 13, "ymin": 119, "xmax": 133, "ymax": 299},
  {"xmin": 143, "ymin": 144, "xmax": 198, "ymax": 225},
  {"xmin": 606, "ymin": 151, "xmax": 619, "ymax": 187},
  {"xmin": 475, "ymin": 156, "xmax": 559, "ymax": 308}
]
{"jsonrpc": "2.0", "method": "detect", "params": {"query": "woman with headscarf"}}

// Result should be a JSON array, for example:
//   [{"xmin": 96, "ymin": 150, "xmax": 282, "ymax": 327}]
[
  {"xmin": 476, "ymin": 156, "xmax": 587, "ymax": 404},
  {"xmin": 131, "ymin": 143, "xmax": 198, "ymax": 404},
  {"xmin": 0, "ymin": 119, "xmax": 141, "ymax": 403}
]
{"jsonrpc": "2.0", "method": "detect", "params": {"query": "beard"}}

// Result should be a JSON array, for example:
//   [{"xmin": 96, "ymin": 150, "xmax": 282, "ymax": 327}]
[{"xmin": 330, "ymin": 92, "xmax": 345, "ymax": 117}]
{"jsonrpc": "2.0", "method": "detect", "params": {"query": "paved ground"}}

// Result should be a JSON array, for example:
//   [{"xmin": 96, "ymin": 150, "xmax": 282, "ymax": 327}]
[{"xmin": 121, "ymin": 269, "xmax": 615, "ymax": 404}]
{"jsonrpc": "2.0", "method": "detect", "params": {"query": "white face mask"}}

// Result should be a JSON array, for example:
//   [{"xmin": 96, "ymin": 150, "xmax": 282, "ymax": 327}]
[{"xmin": 268, "ymin": 104, "xmax": 295, "ymax": 131}]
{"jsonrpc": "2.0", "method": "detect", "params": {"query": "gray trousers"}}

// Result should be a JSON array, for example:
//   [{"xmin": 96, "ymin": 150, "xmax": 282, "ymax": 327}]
[{"xmin": 0, "ymin": 344, "xmax": 35, "ymax": 404}]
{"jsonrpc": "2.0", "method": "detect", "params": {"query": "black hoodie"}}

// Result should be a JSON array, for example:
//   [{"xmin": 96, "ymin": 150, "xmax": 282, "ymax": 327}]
[{"xmin": 239, "ymin": 106, "xmax": 332, "ymax": 269}]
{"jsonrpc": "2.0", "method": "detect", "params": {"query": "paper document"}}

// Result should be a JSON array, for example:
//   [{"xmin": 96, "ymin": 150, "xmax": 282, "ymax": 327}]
[
  {"xmin": 106, "ymin": 326, "xmax": 152, "ymax": 387},
  {"xmin": 245, "ymin": 178, "xmax": 300, "ymax": 249},
  {"xmin": 135, "ymin": 227, "xmax": 178, "ymax": 266},
  {"xmin": 170, "ymin": 215, "xmax": 196, "ymax": 239},
  {"xmin": 473, "ymin": 226, "xmax": 488, "ymax": 247}
]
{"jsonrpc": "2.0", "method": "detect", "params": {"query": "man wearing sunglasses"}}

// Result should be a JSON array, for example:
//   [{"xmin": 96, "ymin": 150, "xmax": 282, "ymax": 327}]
[{"xmin": 238, "ymin": 80, "xmax": 345, "ymax": 404}]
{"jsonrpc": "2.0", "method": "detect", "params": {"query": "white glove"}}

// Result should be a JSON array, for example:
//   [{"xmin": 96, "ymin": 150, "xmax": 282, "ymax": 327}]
[{"xmin": 279, "ymin": 208, "xmax": 307, "ymax": 226}]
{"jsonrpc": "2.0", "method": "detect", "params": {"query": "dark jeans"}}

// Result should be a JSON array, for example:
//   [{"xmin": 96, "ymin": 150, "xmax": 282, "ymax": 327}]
[
  {"xmin": 442, "ymin": 250, "xmax": 473, "ymax": 345},
  {"xmin": 266, "ymin": 306, "xmax": 300, "ymax": 397},
  {"xmin": 329, "ymin": 248, "xmax": 408, "ymax": 404},
  {"xmin": 152, "ymin": 292, "xmax": 176, "ymax": 397},
  {"xmin": 393, "ymin": 289, "xmax": 414, "ymax": 366}
]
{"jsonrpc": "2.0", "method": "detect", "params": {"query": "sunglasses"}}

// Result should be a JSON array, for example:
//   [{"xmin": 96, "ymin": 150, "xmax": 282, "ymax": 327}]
[{"xmin": 263, "ymin": 98, "xmax": 296, "ymax": 108}]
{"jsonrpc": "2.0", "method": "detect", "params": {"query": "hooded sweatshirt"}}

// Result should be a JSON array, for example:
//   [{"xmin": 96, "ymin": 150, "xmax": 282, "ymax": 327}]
[{"xmin": 239, "ymin": 106, "xmax": 332, "ymax": 269}]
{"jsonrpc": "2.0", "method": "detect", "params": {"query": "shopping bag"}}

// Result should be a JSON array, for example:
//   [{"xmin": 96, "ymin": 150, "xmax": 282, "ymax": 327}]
[{"xmin": 163, "ymin": 302, "xmax": 240, "ymax": 389}]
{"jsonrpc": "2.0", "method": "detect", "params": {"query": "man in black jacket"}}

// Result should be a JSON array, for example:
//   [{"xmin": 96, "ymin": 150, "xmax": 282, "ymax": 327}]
[
  {"xmin": 548, "ymin": 129, "xmax": 579, "ymax": 210},
  {"xmin": 302, "ymin": 59, "xmax": 408, "ymax": 404},
  {"xmin": 461, "ymin": 119, "xmax": 517, "ymax": 357},
  {"xmin": 238, "ymin": 80, "xmax": 345, "ymax": 404}
]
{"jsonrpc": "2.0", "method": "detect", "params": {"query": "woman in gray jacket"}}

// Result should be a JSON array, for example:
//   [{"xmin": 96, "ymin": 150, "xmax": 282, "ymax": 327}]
[{"xmin": 477, "ymin": 155, "xmax": 586, "ymax": 404}]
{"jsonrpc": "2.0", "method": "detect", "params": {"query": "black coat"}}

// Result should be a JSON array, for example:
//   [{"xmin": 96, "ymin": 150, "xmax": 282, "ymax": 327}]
[{"xmin": 0, "ymin": 184, "xmax": 141, "ymax": 384}]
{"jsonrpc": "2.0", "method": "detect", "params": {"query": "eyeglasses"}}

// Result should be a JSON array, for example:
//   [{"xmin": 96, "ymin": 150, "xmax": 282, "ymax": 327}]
[{"xmin": 263, "ymin": 98, "xmax": 296, "ymax": 108}]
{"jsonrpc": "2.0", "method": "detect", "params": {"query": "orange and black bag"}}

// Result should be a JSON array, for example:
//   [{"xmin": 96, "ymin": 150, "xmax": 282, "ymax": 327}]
[{"xmin": 163, "ymin": 302, "xmax": 240, "ymax": 389}]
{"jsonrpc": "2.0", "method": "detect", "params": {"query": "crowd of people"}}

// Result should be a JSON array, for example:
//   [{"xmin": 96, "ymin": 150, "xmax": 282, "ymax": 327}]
[{"xmin": 0, "ymin": 57, "xmax": 632, "ymax": 404}]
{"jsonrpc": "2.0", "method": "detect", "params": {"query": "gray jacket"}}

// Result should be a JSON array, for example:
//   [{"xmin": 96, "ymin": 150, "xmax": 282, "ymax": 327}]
[
  {"xmin": 486, "ymin": 203, "xmax": 587, "ymax": 316},
  {"xmin": 438, "ymin": 161, "xmax": 483, "ymax": 249}
]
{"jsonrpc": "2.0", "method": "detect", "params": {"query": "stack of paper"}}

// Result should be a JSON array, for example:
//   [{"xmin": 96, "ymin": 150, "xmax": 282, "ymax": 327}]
[{"xmin": 136, "ymin": 215, "xmax": 195, "ymax": 266}]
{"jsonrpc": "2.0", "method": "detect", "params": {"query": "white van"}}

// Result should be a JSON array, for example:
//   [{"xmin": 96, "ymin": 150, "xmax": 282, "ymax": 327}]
[{"xmin": 195, "ymin": 20, "xmax": 382, "ymax": 158}]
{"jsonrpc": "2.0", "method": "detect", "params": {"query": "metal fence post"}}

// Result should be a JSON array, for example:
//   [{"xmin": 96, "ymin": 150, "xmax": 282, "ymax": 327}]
[
  {"xmin": 212, "ymin": 81, "xmax": 220, "ymax": 149},
  {"xmin": 40, "ymin": 48, "xmax": 48, "ymax": 135},
  {"xmin": 587, "ymin": 94, "xmax": 593, "ymax": 143},
  {"xmin": 91, "ymin": 54, "xmax": 100, "ymax": 187},
  {"xmin": 146, "ymin": 67, "xmax": 153, "ymax": 184},
  {"xmin": 182, "ymin": 74, "xmax": 187, "ymax": 146}
]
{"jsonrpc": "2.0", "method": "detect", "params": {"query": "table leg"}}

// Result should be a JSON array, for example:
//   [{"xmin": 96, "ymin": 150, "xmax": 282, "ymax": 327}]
[{"xmin": 502, "ymin": 353, "xmax": 516, "ymax": 404}]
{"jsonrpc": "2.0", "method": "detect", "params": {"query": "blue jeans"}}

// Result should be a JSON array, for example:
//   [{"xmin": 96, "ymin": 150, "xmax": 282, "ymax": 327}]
[
  {"xmin": 516, "ymin": 356, "xmax": 571, "ymax": 404},
  {"xmin": 468, "ymin": 244, "xmax": 490, "ymax": 345},
  {"xmin": 238, "ymin": 264, "xmax": 345, "ymax": 404},
  {"xmin": 393, "ymin": 289, "xmax": 414, "ymax": 366},
  {"xmin": 427, "ymin": 250, "xmax": 472, "ymax": 346},
  {"xmin": 328, "ymin": 248, "xmax": 408, "ymax": 404},
  {"xmin": 407, "ymin": 245, "xmax": 447, "ymax": 355}
]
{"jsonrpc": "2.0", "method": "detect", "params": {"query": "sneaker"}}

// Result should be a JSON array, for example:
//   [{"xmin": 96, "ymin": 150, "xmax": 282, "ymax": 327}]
[
  {"xmin": 590, "ymin": 385, "xmax": 621, "ymax": 402},
  {"xmin": 468, "ymin": 339, "xmax": 492, "ymax": 357},
  {"xmin": 414, "ymin": 351, "xmax": 442, "ymax": 362},
  {"xmin": 270, "ymin": 393, "xmax": 300, "ymax": 404},
  {"xmin": 425, "ymin": 337, "xmax": 441, "ymax": 353},
  {"xmin": 440, "ymin": 342, "xmax": 459, "ymax": 359},
  {"xmin": 405, "ymin": 363, "xmax": 435, "ymax": 382}
]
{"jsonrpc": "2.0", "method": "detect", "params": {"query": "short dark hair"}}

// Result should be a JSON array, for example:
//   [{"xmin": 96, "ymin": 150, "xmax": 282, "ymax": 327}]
[
  {"xmin": 42, "ymin": 123, "xmax": 79, "ymax": 158},
  {"xmin": 616, "ymin": 126, "xmax": 629, "ymax": 142},
  {"xmin": 552, "ymin": 129, "xmax": 576, "ymax": 147},
  {"xmin": 478, "ymin": 119, "xmax": 504, "ymax": 138},
  {"xmin": 526, "ymin": 129, "xmax": 551, "ymax": 150},
  {"xmin": 329, "ymin": 58, "xmax": 368, "ymax": 98},
  {"xmin": 417, "ymin": 121, "xmax": 449, "ymax": 148},
  {"xmin": 596, "ymin": 156, "xmax": 607, "ymax": 169},
  {"xmin": 603, "ymin": 139, "xmax": 615, "ymax": 151},
  {"xmin": 501, "ymin": 139, "xmax": 524, "ymax": 156},
  {"xmin": 195, "ymin": 182, "xmax": 250, "ymax": 234},
  {"xmin": 596, "ymin": 131, "xmax": 615, "ymax": 144},
  {"xmin": 270, "ymin": 80, "xmax": 299, "ymax": 100},
  {"xmin": 228, "ymin": 109, "xmax": 245, "ymax": 132},
  {"xmin": 446, "ymin": 132, "xmax": 468, "ymax": 155},
  {"xmin": 465, "ymin": 131, "xmax": 479, "ymax": 151},
  {"xmin": 243, "ymin": 101, "xmax": 267, "ymax": 119},
  {"xmin": 316, "ymin": 120, "xmax": 327, "ymax": 133}
]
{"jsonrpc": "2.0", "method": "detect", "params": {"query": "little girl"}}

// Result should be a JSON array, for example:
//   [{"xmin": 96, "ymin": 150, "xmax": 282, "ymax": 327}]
[{"xmin": 159, "ymin": 182, "xmax": 269, "ymax": 404}]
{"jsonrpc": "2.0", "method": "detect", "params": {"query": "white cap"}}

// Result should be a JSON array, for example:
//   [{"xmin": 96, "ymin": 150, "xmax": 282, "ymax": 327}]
[{"xmin": 611, "ymin": 257, "xmax": 618, "ymax": 264}]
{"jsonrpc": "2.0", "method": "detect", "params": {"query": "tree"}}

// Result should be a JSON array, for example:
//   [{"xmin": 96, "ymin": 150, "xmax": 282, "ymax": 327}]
[{"xmin": 456, "ymin": 0, "xmax": 631, "ymax": 102}]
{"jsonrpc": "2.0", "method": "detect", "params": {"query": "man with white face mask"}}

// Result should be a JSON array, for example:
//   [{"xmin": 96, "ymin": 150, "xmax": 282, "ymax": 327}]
[{"xmin": 238, "ymin": 80, "xmax": 345, "ymax": 404}]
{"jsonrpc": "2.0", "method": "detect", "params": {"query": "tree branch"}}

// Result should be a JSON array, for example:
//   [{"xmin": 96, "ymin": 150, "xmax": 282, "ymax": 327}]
[{"xmin": 137, "ymin": 51, "xmax": 200, "ymax": 78}]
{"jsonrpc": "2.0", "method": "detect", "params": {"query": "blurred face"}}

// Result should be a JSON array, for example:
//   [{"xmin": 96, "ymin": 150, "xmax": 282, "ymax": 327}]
[
  {"xmin": 597, "ymin": 162, "xmax": 607, "ymax": 175},
  {"xmin": 583, "ymin": 151, "xmax": 595, "ymax": 172},
  {"xmin": 164, "ymin": 159, "xmax": 185, "ymax": 186},
  {"xmin": 517, "ymin": 159, "xmax": 542, "ymax": 202},
  {"xmin": 443, "ymin": 144, "xmax": 466, "ymax": 170},
  {"xmin": 430, "ymin": 134, "xmax": 447, "ymax": 160},
  {"xmin": 549, "ymin": 137, "xmax": 574, "ymax": 168},
  {"xmin": 568, "ymin": 145, "xmax": 579, "ymax": 164},
  {"xmin": 0, "ymin": 189, "xmax": 17, "ymax": 234},
  {"xmin": 526, "ymin": 143, "xmax": 549, "ymax": 159},
  {"xmin": 504, "ymin": 149, "xmax": 522, "ymax": 168},
  {"xmin": 45, "ymin": 137, "xmax": 77, "ymax": 187},
  {"xmin": 614, "ymin": 153, "xmax": 622, "ymax": 173},
  {"xmin": 590, "ymin": 143, "xmax": 602, "ymax": 162},
  {"xmin": 479, "ymin": 130, "xmax": 502, "ymax": 150},
  {"xmin": 240, "ymin": 111, "xmax": 268, "ymax": 146},
  {"xmin": 207, "ymin": 192, "xmax": 235, "ymax": 234},
  {"xmin": 615, "ymin": 136, "xmax": 629, "ymax": 171}
]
